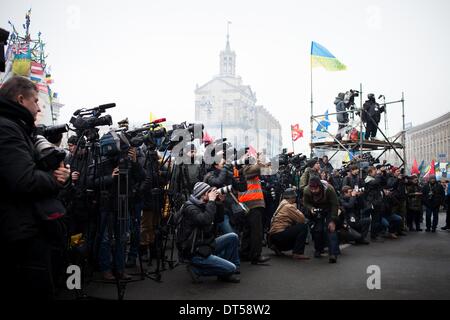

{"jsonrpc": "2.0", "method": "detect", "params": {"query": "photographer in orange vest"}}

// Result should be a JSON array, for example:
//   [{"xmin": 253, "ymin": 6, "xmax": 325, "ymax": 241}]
[{"xmin": 238, "ymin": 150, "xmax": 271, "ymax": 265}]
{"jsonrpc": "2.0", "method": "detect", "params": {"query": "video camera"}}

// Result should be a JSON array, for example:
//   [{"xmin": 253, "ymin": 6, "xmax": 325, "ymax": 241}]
[
  {"xmin": 340, "ymin": 152, "xmax": 380, "ymax": 177},
  {"xmin": 122, "ymin": 118, "xmax": 168, "ymax": 149},
  {"xmin": 161, "ymin": 122, "xmax": 204, "ymax": 151},
  {"xmin": 70, "ymin": 103, "xmax": 115, "ymax": 134},
  {"xmin": 344, "ymin": 90, "xmax": 359, "ymax": 109}
]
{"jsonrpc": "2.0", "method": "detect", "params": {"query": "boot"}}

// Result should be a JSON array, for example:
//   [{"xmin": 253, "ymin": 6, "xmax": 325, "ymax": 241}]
[{"xmin": 139, "ymin": 245, "xmax": 149, "ymax": 262}]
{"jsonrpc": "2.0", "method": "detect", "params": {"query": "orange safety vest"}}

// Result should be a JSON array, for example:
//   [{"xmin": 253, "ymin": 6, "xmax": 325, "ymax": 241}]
[{"xmin": 238, "ymin": 176, "xmax": 264, "ymax": 204}]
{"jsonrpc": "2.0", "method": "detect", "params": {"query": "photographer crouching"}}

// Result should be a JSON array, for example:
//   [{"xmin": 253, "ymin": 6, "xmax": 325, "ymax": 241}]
[
  {"xmin": 268, "ymin": 188, "xmax": 309, "ymax": 260},
  {"xmin": 0, "ymin": 76, "xmax": 70, "ymax": 299},
  {"xmin": 303, "ymin": 176, "xmax": 340, "ymax": 263},
  {"xmin": 178, "ymin": 182, "xmax": 240, "ymax": 283}
]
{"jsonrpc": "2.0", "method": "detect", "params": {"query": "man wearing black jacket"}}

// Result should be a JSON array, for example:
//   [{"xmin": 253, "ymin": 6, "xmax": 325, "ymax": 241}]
[
  {"xmin": 179, "ymin": 182, "xmax": 240, "ymax": 283},
  {"xmin": 422, "ymin": 175, "xmax": 445, "ymax": 232},
  {"xmin": 340, "ymin": 186, "xmax": 370, "ymax": 244},
  {"xmin": 0, "ymin": 76, "xmax": 70, "ymax": 299},
  {"xmin": 88, "ymin": 142, "xmax": 145, "ymax": 280}
]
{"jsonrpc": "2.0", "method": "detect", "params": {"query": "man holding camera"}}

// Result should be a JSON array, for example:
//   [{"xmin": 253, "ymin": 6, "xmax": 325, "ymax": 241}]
[
  {"xmin": 362, "ymin": 94, "xmax": 385, "ymax": 141},
  {"xmin": 422, "ymin": 175, "xmax": 445, "ymax": 233},
  {"xmin": 339, "ymin": 186, "xmax": 370, "ymax": 244},
  {"xmin": 303, "ymin": 176, "xmax": 340, "ymax": 263},
  {"xmin": 268, "ymin": 189, "xmax": 309, "ymax": 260},
  {"xmin": 238, "ymin": 153, "xmax": 271, "ymax": 265},
  {"xmin": 0, "ymin": 76, "xmax": 70, "ymax": 299},
  {"xmin": 203, "ymin": 156, "xmax": 246, "ymax": 235},
  {"xmin": 179, "ymin": 182, "xmax": 240, "ymax": 283}
]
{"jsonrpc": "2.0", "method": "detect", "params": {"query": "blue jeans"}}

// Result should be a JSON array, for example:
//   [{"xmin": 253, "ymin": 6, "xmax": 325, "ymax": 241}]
[
  {"xmin": 381, "ymin": 214, "xmax": 402, "ymax": 233},
  {"xmin": 98, "ymin": 210, "xmax": 128, "ymax": 273},
  {"xmin": 190, "ymin": 233, "xmax": 240, "ymax": 277},
  {"xmin": 218, "ymin": 214, "xmax": 235, "ymax": 235},
  {"xmin": 311, "ymin": 219, "xmax": 340, "ymax": 256},
  {"xmin": 128, "ymin": 200, "xmax": 143, "ymax": 260},
  {"xmin": 425, "ymin": 207, "xmax": 440, "ymax": 230}
]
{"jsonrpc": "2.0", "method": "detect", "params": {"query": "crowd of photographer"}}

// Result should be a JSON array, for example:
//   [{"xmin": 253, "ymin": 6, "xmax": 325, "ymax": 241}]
[{"xmin": 1, "ymin": 76, "xmax": 449, "ymax": 299}]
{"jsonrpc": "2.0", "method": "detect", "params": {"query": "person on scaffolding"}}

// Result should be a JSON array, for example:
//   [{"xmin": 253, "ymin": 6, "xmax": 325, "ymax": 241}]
[
  {"xmin": 362, "ymin": 94, "xmax": 385, "ymax": 141},
  {"xmin": 334, "ymin": 92, "xmax": 348, "ymax": 141}
]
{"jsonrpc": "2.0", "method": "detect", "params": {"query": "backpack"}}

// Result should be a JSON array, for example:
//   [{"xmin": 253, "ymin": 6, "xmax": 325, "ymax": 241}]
[{"xmin": 169, "ymin": 203, "xmax": 196, "ymax": 259}]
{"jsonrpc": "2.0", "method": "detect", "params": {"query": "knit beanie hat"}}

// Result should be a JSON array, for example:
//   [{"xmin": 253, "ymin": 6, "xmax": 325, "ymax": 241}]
[{"xmin": 193, "ymin": 182, "xmax": 213, "ymax": 199}]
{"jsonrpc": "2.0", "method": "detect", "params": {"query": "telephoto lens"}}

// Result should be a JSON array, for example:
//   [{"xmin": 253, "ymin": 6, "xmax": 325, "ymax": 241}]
[{"xmin": 216, "ymin": 185, "xmax": 233, "ymax": 195}]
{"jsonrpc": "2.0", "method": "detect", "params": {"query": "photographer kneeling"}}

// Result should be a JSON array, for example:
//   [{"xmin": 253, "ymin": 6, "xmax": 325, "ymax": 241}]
[
  {"xmin": 303, "ymin": 176, "xmax": 340, "ymax": 263},
  {"xmin": 268, "ymin": 189, "xmax": 309, "ymax": 260},
  {"xmin": 339, "ymin": 186, "xmax": 370, "ymax": 245},
  {"xmin": 179, "ymin": 182, "xmax": 240, "ymax": 283}
]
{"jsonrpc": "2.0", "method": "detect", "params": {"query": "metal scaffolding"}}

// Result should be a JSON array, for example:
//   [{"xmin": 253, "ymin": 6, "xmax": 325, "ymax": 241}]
[{"xmin": 310, "ymin": 84, "xmax": 407, "ymax": 170}]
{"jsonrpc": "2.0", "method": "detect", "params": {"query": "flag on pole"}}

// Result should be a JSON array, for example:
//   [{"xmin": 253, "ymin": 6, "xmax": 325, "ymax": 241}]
[
  {"xmin": 31, "ymin": 61, "xmax": 44, "ymax": 75},
  {"xmin": 411, "ymin": 159, "xmax": 420, "ymax": 175},
  {"xmin": 311, "ymin": 42, "xmax": 347, "ymax": 71},
  {"xmin": 418, "ymin": 160, "xmax": 425, "ymax": 175},
  {"xmin": 423, "ymin": 160, "xmax": 436, "ymax": 179},
  {"xmin": 316, "ymin": 110, "xmax": 331, "ymax": 132},
  {"xmin": 12, "ymin": 48, "xmax": 31, "ymax": 76},
  {"xmin": 291, "ymin": 124, "xmax": 304, "ymax": 142}
]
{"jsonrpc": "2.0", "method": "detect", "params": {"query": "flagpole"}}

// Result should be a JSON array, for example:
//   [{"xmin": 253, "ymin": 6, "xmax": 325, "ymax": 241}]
[
  {"xmin": 291, "ymin": 126, "xmax": 296, "ymax": 154},
  {"xmin": 310, "ymin": 53, "xmax": 314, "ymax": 158}
]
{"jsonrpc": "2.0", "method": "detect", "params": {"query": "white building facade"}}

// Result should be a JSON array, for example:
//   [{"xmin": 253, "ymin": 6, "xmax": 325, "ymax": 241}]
[{"xmin": 195, "ymin": 35, "xmax": 282, "ymax": 157}]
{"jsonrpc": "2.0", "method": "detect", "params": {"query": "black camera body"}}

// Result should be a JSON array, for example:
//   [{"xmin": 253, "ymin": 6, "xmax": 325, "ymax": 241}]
[{"xmin": 70, "ymin": 103, "xmax": 115, "ymax": 138}]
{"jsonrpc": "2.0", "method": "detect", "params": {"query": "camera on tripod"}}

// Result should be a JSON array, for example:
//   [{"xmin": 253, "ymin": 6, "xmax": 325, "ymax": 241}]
[
  {"xmin": 70, "ymin": 103, "xmax": 115, "ymax": 133},
  {"xmin": 344, "ymin": 89, "xmax": 359, "ymax": 108},
  {"xmin": 162, "ymin": 122, "xmax": 204, "ymax": 151}
]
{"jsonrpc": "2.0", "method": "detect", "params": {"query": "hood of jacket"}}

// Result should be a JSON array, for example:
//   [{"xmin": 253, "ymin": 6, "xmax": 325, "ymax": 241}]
[{"xmin": 0, "ymin": 96, "xmax": 35, "ymax": 134}]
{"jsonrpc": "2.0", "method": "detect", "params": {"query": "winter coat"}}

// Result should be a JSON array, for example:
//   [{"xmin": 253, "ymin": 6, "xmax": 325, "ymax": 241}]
[
  {"xmin": 303, "ymin": 181, "xmax": 339, "ymax": 222},
  {"xmin": 0, "ymin": 96, "xmax": 60, "ymax": 242},
  {"xmin": 335, "ymin": 96, "xmax": 349, "ymax": 125},
  {"xmin": 422, "ymin": 182, "xmax": 445, "ymax": 209},
  {"xmin": 269, "ymin": 199, "xmax": 305, "ymax": 235}
]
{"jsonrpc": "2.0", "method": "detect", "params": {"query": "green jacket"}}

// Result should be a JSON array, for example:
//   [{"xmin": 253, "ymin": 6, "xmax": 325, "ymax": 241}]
[
  {"xmin": 300, "ymin": 167, "xmax": 320, "ymax": 190},
  {"xmin": 303, "ymin": 182, "xmax": 339, "ymax": 222}
]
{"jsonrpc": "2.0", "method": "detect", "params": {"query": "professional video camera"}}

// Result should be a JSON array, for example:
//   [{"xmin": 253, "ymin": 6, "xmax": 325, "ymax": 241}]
[
  {"xmin": 160, "ymin": 122, "xmax": 204, "ymax": 151},
  {"xmin": 69, "ymin": 103, "xmax": 115, "ymax": 138},
  {"xmin": 344, "ymin": 90, "xmax": 359, "ymax": 109},
  {"xmin": 340, "ymin": 152, "xmax": 380, "ymax": 177},
  {"xmin": 120, "ymin": 118, "xmax": 168, "ymax": 149}
]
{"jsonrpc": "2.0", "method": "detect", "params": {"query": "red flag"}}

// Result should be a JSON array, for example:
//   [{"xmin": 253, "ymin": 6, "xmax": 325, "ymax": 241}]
[
  {"xmin": 202, "ymin": 131, "xmax": 213, "ymax": 145},
  {"xmin": 429, "ymin": 160, "xmax": 436, "ymax": 175},
  {"xmin": 424, "ymin": 159, "xmax": 436, "ymax": 179},
  {"xmin": 247, "ymin": 145, "xmax": 257, "ymax": 158},
  {"xmin": 291, "ymin": 124, "xmax": 304, "ymax": 142},
  {"xmin": 411, "ymin": 159, "xmax": 420, "ymax": 175}
]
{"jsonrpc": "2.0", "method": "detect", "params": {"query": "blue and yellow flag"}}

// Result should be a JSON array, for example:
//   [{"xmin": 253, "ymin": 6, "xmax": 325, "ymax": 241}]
[{"xmin": 311, "ymin": 42, "xmax": 346, "ymax": 71}]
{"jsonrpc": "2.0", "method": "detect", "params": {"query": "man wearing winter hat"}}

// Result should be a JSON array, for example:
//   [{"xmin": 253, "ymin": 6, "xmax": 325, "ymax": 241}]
[
  {"xmin": 300, "ymin": 157, "xmax": 321, "ymax": 191},
  {"xmin": 179, "ymin": 182, "xmax": 241, "ymax": 283},
  {"xmin": 268, "ymin": 188, "xmax": 309, "ymax": 260}
]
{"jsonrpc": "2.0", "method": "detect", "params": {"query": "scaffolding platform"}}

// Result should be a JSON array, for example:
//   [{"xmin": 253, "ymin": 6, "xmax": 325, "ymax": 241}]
[{"xmin": 311, "ymin": 139, "xmax": 404, "ymax": 152}]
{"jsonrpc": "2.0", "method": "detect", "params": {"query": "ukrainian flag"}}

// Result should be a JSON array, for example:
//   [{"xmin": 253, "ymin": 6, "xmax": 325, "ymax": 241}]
[{"xmin": 311, "ymin": 42, "xmax": 346, "ymax": 71}]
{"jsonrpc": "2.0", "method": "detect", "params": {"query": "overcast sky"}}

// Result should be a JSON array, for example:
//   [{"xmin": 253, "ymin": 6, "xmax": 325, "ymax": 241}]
[{"xmin": 2, "ymin": 0, "xmax": 450, "ymax": 154}]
